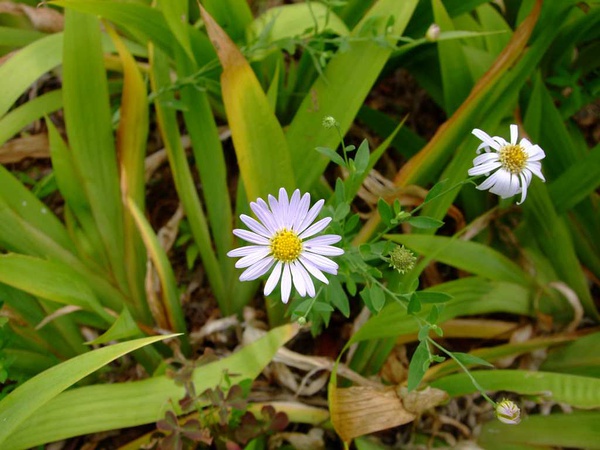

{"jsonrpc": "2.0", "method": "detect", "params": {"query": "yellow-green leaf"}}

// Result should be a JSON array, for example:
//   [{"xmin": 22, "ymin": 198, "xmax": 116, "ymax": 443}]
[
  {"xmin": 0, "ymin": 334, "xmax": 177, "ymax": 447},
  {"xmin": 201, "ymin": 5, "xmax": 295, "ymax": 201}
]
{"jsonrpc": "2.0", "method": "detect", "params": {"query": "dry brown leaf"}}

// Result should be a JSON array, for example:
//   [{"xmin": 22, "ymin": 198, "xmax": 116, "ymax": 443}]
[
  {"xmin": 144, "ymin": 205, "xmax": 185, "ymax": 330},
  {"xmin": 0, "ymin": 133, "xmax": 50, "ymax": 163},
  {"xmin": 269, "ymin": 428, "xmax": 325, "ymax": 450},
  {"xmin": 35, "ymin": 305, "xmax": 82, "ymax": 330},
  {"xmin": 398, "ymin": 386, "xmax": 449, "ymax": 414},
  {"xmin": 0, "ymin": 1, "xmax": 64, "ymax": 33},
  {"xmin": 330, "ymin": 385, "xmax": 415, "ymax": 442},
  {"xmin": 188, "ymin": 315, "xmax": 239, "ymax": 344}
]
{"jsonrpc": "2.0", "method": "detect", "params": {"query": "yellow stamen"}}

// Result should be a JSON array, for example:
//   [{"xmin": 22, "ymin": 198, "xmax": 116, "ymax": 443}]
[
  {"xmin": 270, "ymin": 229, "xmax": 302, "ymax": 263},
  {"xmin": 499, "ymin": 144, "xmax": 527, "ymax": 174}
]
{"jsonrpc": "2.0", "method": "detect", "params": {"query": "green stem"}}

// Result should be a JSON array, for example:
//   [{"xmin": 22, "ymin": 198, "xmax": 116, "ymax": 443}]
[
  {"xmin": 334, "ymin": 123, "xmax": 349, "ymax": 167},
  {"xmin": 427, "ymin": 337, "xmax": 496, "ymax": 407},
  {"xmin": 299, "ymin": 286, "xmax": 324, "ymax": 322}
]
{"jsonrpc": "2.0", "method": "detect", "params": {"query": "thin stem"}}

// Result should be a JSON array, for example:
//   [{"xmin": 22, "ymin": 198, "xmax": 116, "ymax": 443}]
[
  {"xmin": 299, "ymin": 286, "xmax": 324, "ymax": 322},
  {"xmin": 427, "ymin": 337, "xmax": 497, "ymax": 406},
  {"xmin": 334, "ymin": 123, "xmax": 349, "ymax": 166}
]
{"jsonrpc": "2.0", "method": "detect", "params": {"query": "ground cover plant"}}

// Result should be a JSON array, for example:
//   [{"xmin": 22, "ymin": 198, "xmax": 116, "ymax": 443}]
[{"xmin": 0, "ymin": 0, "xmax": 599, "ymax": 448}]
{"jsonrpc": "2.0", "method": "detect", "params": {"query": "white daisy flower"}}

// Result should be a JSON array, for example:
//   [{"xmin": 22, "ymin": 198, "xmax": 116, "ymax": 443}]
[
  {"xmin": 227, "ymin": 188, "xmax": 344, "ymax": 304},
  {"xmin": 468, "ymin": 124, "xmax": 546, "ymax": 204}
]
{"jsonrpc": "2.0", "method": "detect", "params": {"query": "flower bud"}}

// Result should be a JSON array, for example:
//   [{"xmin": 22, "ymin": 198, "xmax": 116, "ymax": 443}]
[
  {"xmin": 425, "ymin": 23, "xmax": 441, "ymax": 42},
  {"xmin": 322, "ymin": 116, "xmax": 338, "ymax": 129},
  {"xmin": 297, "ymin": 316, "xmax": 307, "ymax": 326},
  {"xmin": 495, "ymin": 399, "xmax": 521, "ymax": 425},
  {"xmin": 388, "ymin": 245, "xmax": 416, "ymax": 274}
]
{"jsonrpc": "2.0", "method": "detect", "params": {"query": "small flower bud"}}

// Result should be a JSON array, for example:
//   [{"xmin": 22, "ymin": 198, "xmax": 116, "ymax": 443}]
[
  {"xmin": 322, "ymin": 116, "xmax": 338, "ymax": 129},
  {"xmin": 388, "ymin": 245, "xmax": 416, "ymax": 274},
  {"xmin": 297, "ymin": 316, "xmax": 307, "ymax": 326},
  {"xmin": 495, "ymin": 399, "xmax": 521, "ymax": 425},
  {"xmin": 425, "ymin": 23, "xmax": 441, "ymax": 42}
]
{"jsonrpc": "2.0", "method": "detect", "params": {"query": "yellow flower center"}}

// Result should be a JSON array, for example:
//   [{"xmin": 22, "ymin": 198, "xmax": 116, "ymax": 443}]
[
  {"xmin": 499, "ymin": 144, "xmax": 527, "ymax": 174},
  {"xmin": 270, "ymin": 229, "xmax": 302, "ymax": 263}
]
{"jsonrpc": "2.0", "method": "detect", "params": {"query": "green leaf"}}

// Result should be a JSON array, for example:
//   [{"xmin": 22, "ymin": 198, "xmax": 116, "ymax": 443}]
[
  {"xmin": 369, "ymin": 285, "xmax": 386, "ymax": 313},
  {"xmin": 204, "ymin": 0, "xmax": 253, "ymax": 42},
  {"xmin": 522, "ymin": 180, "xmax": 598, "ymax": 320},
  {"xmin": 540, "ymin": 332, "xmax": 600, "ymax": 378},
  {"xmin": 354, "ymin": 139, "xmax": 370, "ymax": 174},
  {"xmin": 407, "ymin": 340, "xmax": 430, "ymax": 391},
  {"xmin": 417, "ymin": 325, "xmax": 430, "ymax": 341},
  {"xmin": 406, "ymin": 216, "xmax": 444, "ymax": 230},
  {"xmin": 344, "ymin": 213, "xmax": 360, "ymax": 233},
  {"xmin": 0, "ymin": 165, "xmax": 73, "ymax": 256},
  {"xmin": 126, "ymin": 200, "xmax": 187, "ymax": 340},
  {"xmin": 423, "ymin": 178, "xmax": 448, "ymax": 204},
  {"xmin": 426, "ymin": 305, "xmax": 440, "ymax": 325},
  {"xmin": 6, "ymin": 325, "xmax": 298, "ymax": 449},
  {"xmin": 479, "ymin": 411, "xmax": 600, "ymax": 450},
  {"xmin": 286, "ymin": 0, "xmax": 419, "ymax": 191},
  {"xmin": 0, "ymin": 90, "xmax": 62, "ymax": 148},
  {"xmin": 345, "ymin": 116, "xmax": 408, "ymax": 204},
  {"xmin": 386, "ymin": 234, "xmax": 531, "ymax": 286},
  {"xmin": 0, "ymin": 334, "xmax": 176, "ymax": 447},
  {"xmin": 47, "ymin": 118, "xmax": 110, "ymax": 270},
  {"xmin": 431, "ymin": 370, "xmax": 600, "ymax": 409},
  {"xmin": 201, "ymin": 6, "xmax": 296, "ymax": 202},
  {"xmin": 316, "ymin": 146, "xmax": 346, "ymax": 167},
  {"xmin": 335, "ymin": 177, "xmax": 346, "ymax": 204},
  {"xmin": 63, "ymin": 10, "xmax": 127, "ymax": 288},
  {"xmin": 348, "ymin": 277, "xmax": 532, "ymax": 345},
  {"xmin": 159, "ymin": 0, "xmax": 193, "ymax": 61},
  {"xmin": 174, "ymin": 38, "xmax": 233, "ymax": 273},
  {"xmin": 149, "ymin": 42, "xmax": 227, "ymax": 313},
  {"xmin": 0, "ymin": 26, "xmax": 45, "ymax": 48},
  {"xmin": 424, "ymin": 334, "xmax": 577, "ymax": 382},
  {"xmin": 548, "ymin": 143, "xmax": 600, "ymax": 212},
  {"xmin": 333, "ymin": 202, "xmax": 351, "ymax": 221},
  {"xmin": 476, "ymin": 3, "xmax": 512, "ymax": 57},
  {"xmin": 359, "ymin": 286, "xmax": 373, "ymax": 313},
  {"xmin": 292, "ymin": 299, "xmax": 313, "ymax": 317},
  {"xmin": 431, "ymin": 0, "xmax": 472, "ymax": 114},
  {"xmin": 451, "ymin": 352, "xmax": 494, "ymax": 368},
  {"xmin": 0, "ymin": 33, "xmax": 62, "ymax": 118},
  {"xmin": 247, "ymin": 1, "xmax": 349, "ymax": 44},
  {"xmin": 407, "ymin": 293, "xmax": 421, "ymax": 314},
  {"xmin": 413, "ymin": 291, "xmax": 452, "ymax": 304},
  {"xmin": 85, "ymin": 308, "xmax": 142, "ymax": 346},
  {"xmin": 54, "ymin": 0, "xmax": 188, "ymax": 57},
  {"xmin": 313, "ymin": 301, "xmax": 334, "ymax": 313},
  {"xmin": 377, "ymin": 198, "xmax": 393, "ymax": 227},
  {"xmin": 108, "ymin": 24, "xmax": 150, "ymax": 320},
  {"xmin": 361, "ymin": 0, "xmax": 560, "ymax": 246},
  {"xmin": 327, "ymin": 277, "xmax": 350, "ymax": 318},
  {"xmin": 0, "ymin": 254, "xmax": 112, "ymax": 323},
  {"xmin": 357, "ymin": 106, "xmax": 424, "ymax": 160}
]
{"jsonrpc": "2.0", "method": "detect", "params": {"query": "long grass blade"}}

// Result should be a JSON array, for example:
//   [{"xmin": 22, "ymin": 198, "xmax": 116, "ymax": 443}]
[
  {"xmin": 286, "ymin": 0, "xmax": 419, "ymax": 192},
  {"xmin": 0, "ymin": 32, "xmax": 62, "ymax": 118},
  {"xmin": 108, "ymin": 23, "xmax": 151, "ymax": 323},
  {"xmin": 0, "ymin": 90, "xmax": 62, "ymax": 147},
  {"xmin": 200, "ymin": 5, "xmax": 296, "ymax": 201},
  {"xmin": 479, "ymin": 411, "xmax": 600, "ymax": 450},
  {"xmin": 126, "ymin": 199, "xmax": 187, "ymax": 343},
  {"xmin": 62, "ymin": 9, "xmax": 127, "ymax": 289},
  {"xmin": 148, "ymin": 42, "xmax": 227, "ymax": 312},
  {"xmin": 431, "ymin": 370, "xmax": 600, "ymax": 409},
  {"xmin": 6, "ymin": 324, "xmax": 298, "ymax": 449},
  {"xmin": 386, "ymin": 234, "xmax": 531, "ymax": 286},
  {"xmin": 348, "ymin": 278, "xmax": 531, "ymax": 345},
  {"xmin": 0, "ymin": 334, "xmax": 176, "ymax": 447}
]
